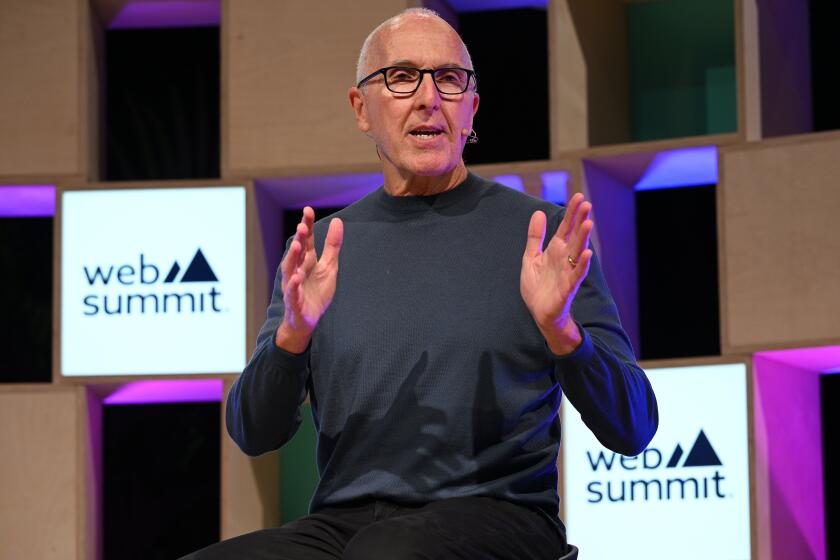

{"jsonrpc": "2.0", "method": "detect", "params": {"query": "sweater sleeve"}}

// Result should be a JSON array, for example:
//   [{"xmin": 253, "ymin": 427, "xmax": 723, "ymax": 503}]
[
  {"xmin": 548, "ymin": 211, "xmax": 659, "ymax": 457},
  {"xmin": 226, "ymin": 256, "xmax": 311, "ymax": 457}
]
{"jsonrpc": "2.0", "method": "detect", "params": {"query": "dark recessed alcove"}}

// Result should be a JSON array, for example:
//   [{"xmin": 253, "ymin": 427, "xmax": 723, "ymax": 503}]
[
  {"xmin": 0, "ymin": 217, "xmax": 52, "ymax": 382},
  {"xmin": 635, "ymin": 185, "xmax": 720, "ymax": 360},
  {"xmin": 104, "ymin": 402, "xmax": 220, "ymax": 559},
  {"xmin": 457, "ymin": 8, "xmax": 549, "ymax": 164},
  {"xmin": 809, "ymin": 1, "xmax": 840, "ymax": 132},
  {"xmin": 282, "ymin": 207, "xmax": 346, "ymax": 244},
  {"xmin": 105, "ymin": 27, "xmax": 220, "ymax": 180}
]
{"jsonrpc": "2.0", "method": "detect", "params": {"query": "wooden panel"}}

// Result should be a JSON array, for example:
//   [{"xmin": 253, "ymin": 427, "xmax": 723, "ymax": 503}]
[
  {"xmin": 737, "ymin": 0, "xmax": 762, "ymax": 141},
  {"xmin": 548, "ymin": 0, "xmax": 588, "ymax": 153},
  {"xmin": 719, "ymin": 132, "xmax": 840, "ymax": 352},
  {"xmin": 222, "ymin": 0, "xmax": 409, "ymax": 176},
  {"xmin": 550, "ymin": 0, "xmax": 630, "ymax": 153},
  {"xmin": 0, "ymin": 386, "xmax": 86, "ymax": 559},
  {"xmin": 220, "ymin": 379, "xmax": 280, "ymax": 538},
  {"xmin": 0, "ymin": 0, "xmax": 96, "ymax": 181},
  {"xmin": 247, "ymin": 181, "xmax": 274, "ymax": 361},
  {"xmin": 84, "ymin": 0, "xmax": 105, "ymax": 181},
  {"xmin": 566, "ymin": 131, "xmax": 739, "ymax": 161},
  {"xmin": 573, "ymin": 0, "xmax": 630, "ymax": 147}
]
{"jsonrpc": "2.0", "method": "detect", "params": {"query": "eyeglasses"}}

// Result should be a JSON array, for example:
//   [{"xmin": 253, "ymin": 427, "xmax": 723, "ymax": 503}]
[{"xmin": 356, "ymin": 66, "xmax": 477, "ymax": 95}]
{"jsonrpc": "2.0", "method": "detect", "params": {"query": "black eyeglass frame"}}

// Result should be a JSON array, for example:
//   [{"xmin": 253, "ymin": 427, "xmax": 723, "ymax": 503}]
[{"xmin": 356, "ymin": 66, "xmax": 477, "ymax": 95}]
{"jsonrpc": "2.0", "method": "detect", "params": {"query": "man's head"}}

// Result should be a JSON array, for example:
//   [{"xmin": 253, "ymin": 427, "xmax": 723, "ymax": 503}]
[{"xmin": 349, "ymin": 9, "xmax": 479, "ymax": 181}]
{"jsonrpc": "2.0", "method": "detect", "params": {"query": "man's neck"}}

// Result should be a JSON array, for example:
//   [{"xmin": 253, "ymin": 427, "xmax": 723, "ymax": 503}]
[{"xmin": 382, "ymin": 163, "xmax": 468, "ymax": 197}]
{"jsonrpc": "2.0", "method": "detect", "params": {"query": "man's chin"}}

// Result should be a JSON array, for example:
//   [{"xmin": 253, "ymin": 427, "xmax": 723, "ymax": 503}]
[{"xmin": 404, "ymin": 156, "xmax": 459, "ymax": 177}]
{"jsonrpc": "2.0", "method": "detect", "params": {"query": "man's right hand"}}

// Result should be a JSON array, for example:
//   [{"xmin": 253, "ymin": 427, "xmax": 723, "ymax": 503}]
[{"xmin": 275, "ymin": 206, "xmax": 344, "ymax": 354}]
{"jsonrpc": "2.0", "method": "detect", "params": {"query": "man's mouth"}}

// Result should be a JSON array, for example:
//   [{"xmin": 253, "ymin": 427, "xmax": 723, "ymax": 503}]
[{"xmin": 409, "ymin": 127, "xmax": 444, "ymax": 139}]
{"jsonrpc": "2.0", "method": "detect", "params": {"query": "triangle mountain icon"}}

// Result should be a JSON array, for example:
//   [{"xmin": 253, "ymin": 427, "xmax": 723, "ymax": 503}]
[
  {"xmin": 180, "ymin": 248, "xmax": 218, "ymax": 282},
  {"xmin": 682, "ymin": 429, "xmax": 722, "ymax": 467},
  {"xmin": 164, "ymin": 261, "xmax": 181, "ymax": 283},
  {"xmin": 666, "ymin": 443, "xmax": 684, "ymax": 468}
]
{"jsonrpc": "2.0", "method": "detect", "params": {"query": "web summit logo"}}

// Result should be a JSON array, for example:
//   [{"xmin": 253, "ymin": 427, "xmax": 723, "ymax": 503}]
[
  {"xmin": 586, "ymin": 430, "xmax": 729, "ymax": 503},
  {"xmin": 82, "ymin": 249, "xmax": 224, "ymax": 316}
]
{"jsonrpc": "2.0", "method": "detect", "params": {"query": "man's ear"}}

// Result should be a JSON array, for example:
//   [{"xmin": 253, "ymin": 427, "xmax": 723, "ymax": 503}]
[
  {"xmin": 463, "ymin": 91, "xmax": 479, "ymax": 137},
  {"xmin": 348, "ymin": 87, "xmax": 371, "ymax": 133}
]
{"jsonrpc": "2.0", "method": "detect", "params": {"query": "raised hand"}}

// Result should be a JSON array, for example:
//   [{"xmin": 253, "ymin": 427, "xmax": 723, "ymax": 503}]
[
  {"xmin": 520, "ymin": 193, "xmax": 593, "ymax": 355},
  {"xmin": 275, "ymin": 206, "xmax": 344, "ymax": 353}
]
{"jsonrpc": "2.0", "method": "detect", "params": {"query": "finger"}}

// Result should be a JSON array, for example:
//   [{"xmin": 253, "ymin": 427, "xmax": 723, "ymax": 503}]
[
  {"xmin": 301, "ymin": 206, "xmax": 316, "ymax": 254},
  {"xmin": 569, "ymin": 214, "xmax": 593, "ymax": 258},
  {"xmin": 299, "ymin": 207, "xmax": 319, "ymax": 274},
  {"xmin": 284, "ymin": 272, "xmax": 302, "ymax": 316},
  {"xmin": 294, "ymin": 222, "xmax": 309, "ymax": 270},
  {"xmin": 570, "ymin": 198, "xmax": 591, "ymax": 240},
  {"xmin": 555, "ymin": 193, "xmax": 584, "ymax": 241},
  {"xmin": 320, "ymin": 217, "xmax": 344, "ymax": 268},
  {"xmin": 570, "ymin": 248, "xmax": 593, "ymax": 287},
  {"xmin": 301, "ymin": 243, "xmax": 317, "ymax": 275},
  {"xmin": 524, "ymin": 211, "xmax": 547, "ymax": 259},
  {"xmin": 574, "ymin": 200, "xmax": 591, "ymax": 231},
  {"xmin": 281, "ymin": 239, "xmax": 302, "ymax": 284},
  {"xmin": 569, "ymin": 202, "xmax": 592, "ymax": 245}
]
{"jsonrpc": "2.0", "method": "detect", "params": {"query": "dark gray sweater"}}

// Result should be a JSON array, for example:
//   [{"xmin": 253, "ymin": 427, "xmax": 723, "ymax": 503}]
[{"xmin": 226, "ymin": 171, "xmax": 658, "ymax": 531}]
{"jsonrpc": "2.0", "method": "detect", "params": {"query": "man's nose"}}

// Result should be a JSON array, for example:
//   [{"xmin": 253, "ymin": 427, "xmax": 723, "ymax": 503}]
[{"xmin": 414, "ymin": 72, "xmax": 441, "ymax": 110}]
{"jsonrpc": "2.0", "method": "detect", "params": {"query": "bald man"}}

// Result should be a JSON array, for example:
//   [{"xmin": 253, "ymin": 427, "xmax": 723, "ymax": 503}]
[{"xmin": 183, "ymin": 8, "xmax": 657, "ymax": 559}]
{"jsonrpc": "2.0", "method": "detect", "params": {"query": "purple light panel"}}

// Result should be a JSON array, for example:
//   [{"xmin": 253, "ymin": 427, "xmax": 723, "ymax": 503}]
[
  {"xmin": 109, "ymin": 1, "xmax": 220, "ymax": 30},
  {"xmin": 447, "ymin": 0, "xmax": 548, "ymax": 12},
  {"xmin": 103, "ymin": 379, "xmax": 224, "ymax": 405},
  {"xmin": 493, "ymin": 175, "xmax": 525, "ymax": 192},
  {"xmin": 0, "ymin": 185, "xmax": 55, "ymax": 217},
  {"xmin": 756, "ymin": 345, "xmax": 840, "ymax": 373},
  {"xmin": 540, "ymin": 171, "xmax": 569, "ymax": 204},
  {"xmin": 752, "ymin": 345, "xmax": 840, "ymax": 560},
  {"xmin": 634, "ymin": 146, "xmax": 718, "ymax": 190}
]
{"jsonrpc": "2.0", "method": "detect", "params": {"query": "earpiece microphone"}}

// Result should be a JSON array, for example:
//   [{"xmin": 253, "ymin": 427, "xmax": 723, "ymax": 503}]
[{"xmin": 462, "ymin": 128, "xmax": 478, "ymax": 144}]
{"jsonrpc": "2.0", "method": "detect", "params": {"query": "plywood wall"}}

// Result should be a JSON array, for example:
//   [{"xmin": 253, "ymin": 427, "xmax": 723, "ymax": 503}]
[
  {"xmin": 0, "ymin": 0, "xmax": 98, "ymax": 182},
  {"xmin": 0, "ymin": 386, "xmax": 90, "ymax": 559},
  {"xmin": 222, "ymin": 0, "xmax": 410, "ymax": 176},
  {"xmin": 220, "ymin": 379, "xmax": 280, "ymax": 539},
  {"xmin": 719, "ymin": 131, "xmax": 840, "ymax": 352}
]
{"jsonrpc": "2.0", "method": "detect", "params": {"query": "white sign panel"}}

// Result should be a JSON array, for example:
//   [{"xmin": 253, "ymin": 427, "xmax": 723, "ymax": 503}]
[
  {"xmin": 562, "ymin": 363, "xmax": 751, "ymax": 559},
  {"xmin": 61, "ymin": 187, "xmax": 246, "ymax": 376}
]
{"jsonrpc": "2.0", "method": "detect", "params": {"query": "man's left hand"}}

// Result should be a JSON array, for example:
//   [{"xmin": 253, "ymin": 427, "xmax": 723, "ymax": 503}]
[{"xmin": 520, "ymin": 193, "xmax": 593, "ymax": 356}]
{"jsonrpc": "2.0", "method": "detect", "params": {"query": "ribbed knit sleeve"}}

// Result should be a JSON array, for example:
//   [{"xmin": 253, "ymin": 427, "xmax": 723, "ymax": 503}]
[
  {"xmin": 226, "ymin": 259, "xmax": 311, "ymax": 456},
  {"xmin": 547, "ymin": 211, "xmax": 659, "ymax": 456}
]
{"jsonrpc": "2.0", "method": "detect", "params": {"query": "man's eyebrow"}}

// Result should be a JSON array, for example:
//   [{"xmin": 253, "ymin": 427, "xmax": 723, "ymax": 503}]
[{"xmin": 389, "ymin": 60, "xmax": 465, "ymax": 68}]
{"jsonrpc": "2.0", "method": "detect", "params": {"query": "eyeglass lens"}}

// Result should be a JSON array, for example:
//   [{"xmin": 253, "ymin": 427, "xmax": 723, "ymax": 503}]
[{"xmin": 384, "ymin": 68, "xmax": 470, "ymax": 94}]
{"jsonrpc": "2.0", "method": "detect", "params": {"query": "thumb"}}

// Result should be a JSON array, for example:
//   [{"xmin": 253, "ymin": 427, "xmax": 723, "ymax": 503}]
[
  {"xmin": 320, "ymin": 217, "xmax": 344, "ymax": 267},
  {"xmin": 524, "ymin": 211, "xmax": 546, "ymax": 259}
]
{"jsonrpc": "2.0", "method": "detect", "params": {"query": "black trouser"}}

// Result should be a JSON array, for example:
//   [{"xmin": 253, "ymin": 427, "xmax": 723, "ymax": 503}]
[{"xmin": 180, "ymin": 496, "xmax": 569, "ymax": 559}]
